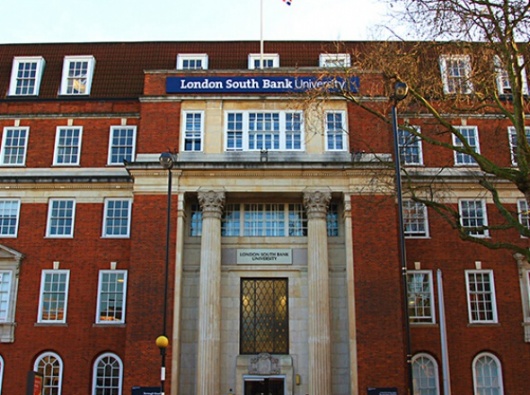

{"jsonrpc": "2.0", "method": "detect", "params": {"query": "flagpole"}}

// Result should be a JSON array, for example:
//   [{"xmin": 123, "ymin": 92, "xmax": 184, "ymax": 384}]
[{"xmin": 260, "ymin": 0, "xmax": 264, "ymax": 69}]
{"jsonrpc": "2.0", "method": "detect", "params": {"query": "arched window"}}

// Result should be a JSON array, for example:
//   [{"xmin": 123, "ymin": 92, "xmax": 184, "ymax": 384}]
[
  {"xmin": 412, "ymin": 353, "xmax": 440, "ymax": 395},
  {"xmin": 473, "ymin": 353, "xmax": 504, "ymax": 395},
  {"xmin": 92, "ymin": 353, "xmax": 123, "ymax": 395},
  {"xmin": 33, "ymin": 352, "xmax": 63, "ymax": 395}
]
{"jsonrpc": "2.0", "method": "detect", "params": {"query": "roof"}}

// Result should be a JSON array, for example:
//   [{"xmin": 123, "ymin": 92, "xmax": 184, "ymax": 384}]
[{"xmin": 0, "ymin": 41, "xmax": 371, "ymax": 99}]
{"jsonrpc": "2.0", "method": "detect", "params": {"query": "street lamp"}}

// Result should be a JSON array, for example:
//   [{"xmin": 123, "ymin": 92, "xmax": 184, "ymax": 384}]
[
  {"xmin": 157, "ymin": 152, "xmax": 174, "ymax": 395},
  {"xmin": 390, "ymin": 81, "xmax": 414, "ymax": 395}
]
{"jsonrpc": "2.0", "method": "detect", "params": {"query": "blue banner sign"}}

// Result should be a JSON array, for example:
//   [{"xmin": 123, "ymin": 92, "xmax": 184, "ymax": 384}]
[
  {"xmin": 166, "ymin": 76, "xmax": 359, "ymax": 94},
  {"xmin": 367, "ymin": 387, "xmax": 398, "ymax": 395},
  {"xmin": 131, "ymin": 387, "xmax": 160, "ymax": 395}
]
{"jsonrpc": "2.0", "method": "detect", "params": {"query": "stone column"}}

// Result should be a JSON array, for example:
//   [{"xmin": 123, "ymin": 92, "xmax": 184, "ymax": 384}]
[
  {"xmin": 196, "ymin": 190, "xmax": 225, "ymax": 395},
  {"xmin": 303, "ymin": 190, "xmax": 332, "ymax": 395}
]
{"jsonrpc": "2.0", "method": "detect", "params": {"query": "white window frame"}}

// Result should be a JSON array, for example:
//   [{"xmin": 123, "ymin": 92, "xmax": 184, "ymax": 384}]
[
  {"xmin": 0, "ymin": 271, "xmax": 13, "ymax": 324},
  {"xmin": 0, "ymin": 355, "xmax": 3, "ymax": 393},
  {"xmin": 107, "ymin": 126, "xmax": 137, "ymax": 165},
  {"xmin": 465, "ymin": 269, "xmax": 498, "ymax": 324},
  {"xmin": 224, "ymin": 111, "xmax": 304, "ymax": 152},
  {"xmin": 96, "ymin": 270, "xmax": 128, "ymax": 324},
  {"xmin": 34, "ymin": 352, "xmax": 63, "ymax": 395},
  {"xmin": 439, "ymin": 54, "xmax": 473, "ymax": 94},
  {"xmin": 407, "ymin": 271, "xmax": 435, "ymax": 323},
  {"xmin": 319, "ymin": 53, "xmax": 351, "ymax": 68},
  {"xmin": 46, "ymin": 199, "xmax": 76, "ymax": 238},
  {"xmin": 0, "ymin": 245, "xmax": 22, "ymax": 343},
  {"xmin": 38, "ymin": 270, "xmax": 70, "ymax": 324},
  {"xmin": 495, "ymin": 55, "xmax": 529, "ymax": 96},
  {"xmin": 92, "ymin": 353, "xmax": 123, "ymax": 395},
  {"xmin": 517, "ymin": 199, "xmax": 530, "ymax": 233},
  {"xmin": 102, "ymin": 198, "xmax": 132, "ymax": 238},
  {"xmin": 412, "ymin": 353, "xmax": 440, "ymax": 395},
  {"xmin": 453, "ymin": 126, "xmax": 480, "ymax": 165},
  {"xmin": 0, "ymin": 199, "xmax": 21, "ymax": 237},
  {"xmin": 59, "ymin": 55, "xmax": 96, "ymax": 95},
  {"xmin": 472, "ymin": 353, "xmax": 504, "ymax": 395},
  {"xmin": 248, "ymin": 53, "xmax": 280, "ymax": 69},
  {"xmin": 53, "ymin": 126, "xmax": 83, "ymax": 166},
  {"xmin": 325, "ymin": 111, "xmax": 348, "ymax": 151},
  {"xmin": 398, "ymin": 126, "xmax": 423, "ymax": 165},
  {"xmin": 176, "ymin": 53, "xmax": 208, "ymax": 70},
  {"xmin": 9, "ymin": 56, "xmax": 46, "ymax": 96},
  {"xmin": 459, "ymin": 199, "xmax": 489, "ymax": 237},
  {"xmin": 182, "ymin": 111, "xmax": 204, "ymax": 152},
  {"xmin": 403, "ymin": 200, "xmax": 429, "ymax": 238},
  {"xmin": 0, "ymin": 126, "xmax": 29, "ymax": 166},
  {"xmin": 508, "ymin": 126, "xmax": 530, "ymax": 166}
]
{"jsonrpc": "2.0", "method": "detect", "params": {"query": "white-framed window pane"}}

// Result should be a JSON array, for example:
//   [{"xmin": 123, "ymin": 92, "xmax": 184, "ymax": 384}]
[
  {"xmin": 440, "ymin": 55, "xmax": 473, "ymax": 94},
  {"xmin": 226, "ymin": 113, "xmax": 244, "ymax": 151},
  {"xmin": 96, "ymin": 271, "xmax": 127, "ymax": 323},
  {"xmin": 285, "ymin": 113, "xmax": 302, "ymax": 150},
  {"xmin": 54, "ymin": 127, "xmax": 82, "ymax": 165},
  {"xmin": 60, "ymin": 56, "xmax": 95, "ymax": 95},
  {"xmin": 0, "ymin": 271, "xmax": 12, "ymax": 322},
  {"xmin": 407, "ymin": 271, "xmax": 435, "ymax": 323},
  {"xmin": 217, "ymin": 202, "xmax": 338, "ymax": 237},
  {"xmin": 473, "ymin": 353, "xmax": 504, "ymax": 395},
  {"xmin": 103, "ymin": 199, "xmax": 131, "ymax": 237},
  {"xmin": 495, "ymin": 55, "xmax": 529, "ymax": 96},
  {"xmin": 508, "ymin": 126, "xmax": 530, "ymax": 166},
  {"xmin": 319, "ymin": 53, "xmax": 351, "ymax": 68},
  {"xmin": 466, "ymin": 270, "xmax": 497, "ymax": 323},
  {"xmin": 518, "ymin": 199, "xmax": 530, "ymax": 230},
  {"xmin": 326, "ymin": 111, "xmax": 346, "ymax": 151},
  {"xmin": 0, "ymin": 199, "xmax": 21, "ymax": 237},
  {"xmin": 34, "ymin": 352, "xmax": 63, "ymax": 395},
  {"xmin": 92, "ymin": 353, "xmax": 123, "ymax": 395},
  {"xmin": 412, "ymin": 353, "xmax": 440, "ymax": 395},
  {"xmin": 248, "ymin": 54, "xmax": 279, "ymax": 69},
  {"xmin": 46, "ymin": 199, "xmax": 75, "ymax": 237},
  {"xmin": 9, "ymin": 57, "xmax": 45, "ymax": 96},
  {"xmin": 108, "ymin": 126, "xmax": 136, "ymax": 165},
  {"xmin": 0, "ymin": 355, "xmax": 4, "ymax": 394},
  {"xmin": 398, "ymin": 127, "xmax": 423, "ymax": 165},
  {"xmin": 288, "ymin": 204, "xmax": 308, "ymax": 236},
  {"xmin": 176, "ymin": 54, "xmax": 208, "ymax": 70},
  {"xmin": 189, "ymin": 203, "xmax": 203, "ymax": 237},
  {"xmin": 404, "ymin": 200, "xmax": 429, "ymax": 237},
  {"xmin": 225, "ymin": 111, "xmax": 304, "ymax": 152},
  {"xmin": 1, "ymin": 127, "xmax": 29, "ymax": 166},
  {"xmin": 453, "ymin": 126, "xmax": 479, "ymax": 165},
  {"xmin": 183, "ymin": 112, "xmax": 203, "ymax": 152},
  {"xmin": 38, "ymin": 270, "xmax": 70, "ymax": 323},
  {"xmin": 326, "ymin": 203, "xmax": 339, "ymax": 237},
  {"xmin": 459, "ymin": 200, "xmax": 488, "ymax": 237},
  {"xmin": 249, "ymin": 113, "xmax": 280, "ymax": 150}
]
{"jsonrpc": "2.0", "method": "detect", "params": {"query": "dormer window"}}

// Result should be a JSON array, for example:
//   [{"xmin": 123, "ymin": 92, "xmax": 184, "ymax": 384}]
[
  {"xmin": 248, "ymin": 54, "xmax": 280, "ymax": 69},
  {"xmin": 59, "ymin": 55, "xmax": 96, "ymax": 95},
  {"xmin": 495, "ymin": 55, "xmax": 529, "ymax": 96},
  {"xmin": 9, "ymin": 56, "xmax": 46, "ymax": 96},
  {"xmin": 439, "ymin": 55, "xmax": 473, "ymax": 94},
  {"xmin": 319, "ymin": 53, "xmax": 351, "ymax": 68},
  {"xmin": 177, "ymin": 54, "xmax": 208, "ymax": 70}
]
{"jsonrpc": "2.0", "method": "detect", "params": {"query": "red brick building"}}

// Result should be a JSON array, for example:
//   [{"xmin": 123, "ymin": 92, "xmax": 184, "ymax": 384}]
[{"xmin": 0, "ymin": 41, "xmax": 529, "ymax": 395}]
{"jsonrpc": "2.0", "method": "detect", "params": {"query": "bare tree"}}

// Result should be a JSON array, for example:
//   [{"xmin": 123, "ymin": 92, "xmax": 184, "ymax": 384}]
[{"xmin": 311, "ymin": 0, "xmax": 530, "ymax": 258}]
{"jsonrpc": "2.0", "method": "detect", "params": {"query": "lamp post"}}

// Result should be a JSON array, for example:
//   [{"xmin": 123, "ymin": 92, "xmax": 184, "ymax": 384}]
[
  {"xmin": 390, "ymin": 81, "xmax": 414, "ymax": 395},
  {"xmin": 157, "ymin": 152, "xmax": 174, "ymax": 395}
]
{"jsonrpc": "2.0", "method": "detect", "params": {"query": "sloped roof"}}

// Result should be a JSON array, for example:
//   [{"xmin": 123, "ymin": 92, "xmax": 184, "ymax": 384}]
[{"xmin": 0, "ymin": 41, "xmax": 369, "ymax": 99}]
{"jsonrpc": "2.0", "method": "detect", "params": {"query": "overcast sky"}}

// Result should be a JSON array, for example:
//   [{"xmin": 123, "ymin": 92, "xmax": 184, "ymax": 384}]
[{"xmin": 0, "ymin": 0, "xmax": 392, "ymax": 44}]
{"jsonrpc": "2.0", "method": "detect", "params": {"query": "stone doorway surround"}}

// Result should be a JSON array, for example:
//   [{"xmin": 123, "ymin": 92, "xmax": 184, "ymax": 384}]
[{"xmin": 236, "ymin": 354, "xmax": 294, "ymax": 395}]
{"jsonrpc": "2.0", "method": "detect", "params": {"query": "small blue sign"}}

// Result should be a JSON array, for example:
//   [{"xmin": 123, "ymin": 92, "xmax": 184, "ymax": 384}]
[{"xmin": 166, "ymin": 75, "xmax": 359, "ymax": 94}]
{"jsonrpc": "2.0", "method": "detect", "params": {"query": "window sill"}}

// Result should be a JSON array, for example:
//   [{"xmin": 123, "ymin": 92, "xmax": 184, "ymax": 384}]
[
  {"xmin": 93, "ymin": 323, "xmax": 126, "ymax": 328},
  {"xmin": 34, "ymin": 323, "xmax": 68, "ymax": 327}
]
